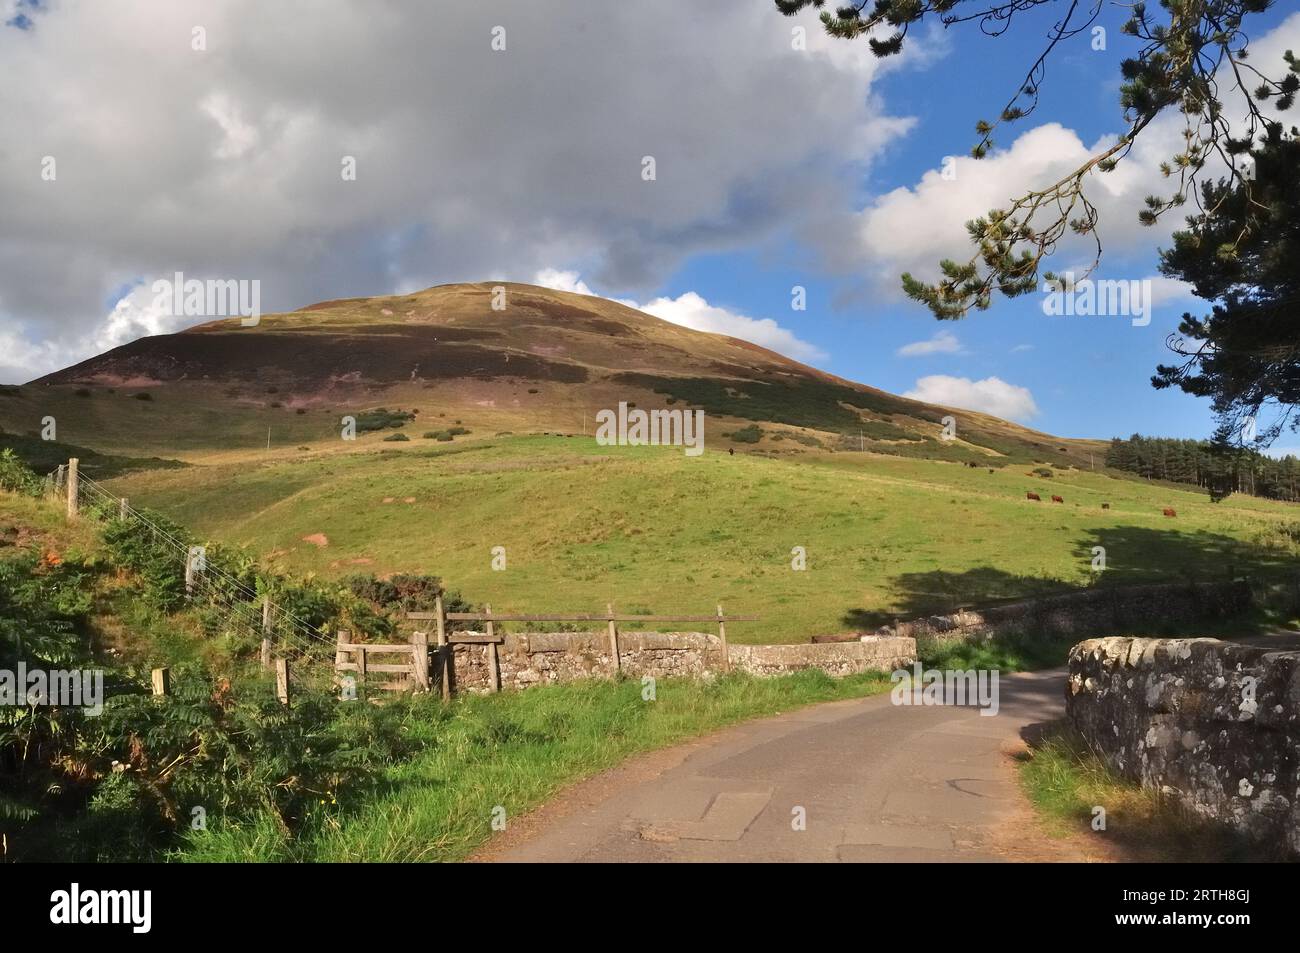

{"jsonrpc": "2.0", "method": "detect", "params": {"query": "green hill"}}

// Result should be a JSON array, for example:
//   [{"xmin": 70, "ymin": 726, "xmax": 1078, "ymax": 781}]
[
  {"xmin": 5, "ymin": 282, "xmax": 1296, "ymax": 643},
  {"xmin": 99, "ymin": 435, "xmax": 1300, "ymax": 644}
]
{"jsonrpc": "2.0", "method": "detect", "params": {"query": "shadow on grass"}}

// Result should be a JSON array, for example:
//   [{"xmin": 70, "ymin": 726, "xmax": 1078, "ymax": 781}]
[
  {"xmin": 1071, "ymin": 523, "xmax": 1298, "ymax": 586},
  {"xmin": 843, "ymin": 523, "xmax": 1299, "ymax": 633},
  {"xmin": 0, "ymin": 432, "xmax": 186, "ymax": 479},
  {"xmin": 842, "ymin": 568, "xmax": 1073, "ymax": 630}
]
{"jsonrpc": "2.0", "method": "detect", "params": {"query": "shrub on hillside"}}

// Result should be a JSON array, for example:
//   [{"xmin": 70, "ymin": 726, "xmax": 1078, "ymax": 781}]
[
  {"xmin": 382, "ymin": 433, "xmax": 409, "ymax": 442},
  {"xmin": 0, "ymin": 449, "xmax": 42, "ymax": 496},
  {"xmin": 102, "ymin": 508, "xmax": 192, "ymax": 610},
  {"xmin": 727, "ymin": 425, "xmax": 764, "ymax": 444},
  {"xmin": 0, "ymin": 551, "xmax": 102, "ymax": 846},
  {"xmin": 355, "ymin": 408, "xmax": 415, "ymax": 433}
]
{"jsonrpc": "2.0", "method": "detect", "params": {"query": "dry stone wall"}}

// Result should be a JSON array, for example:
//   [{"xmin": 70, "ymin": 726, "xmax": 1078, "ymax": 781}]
[
  {"xmin": 1067, "ymin": 636, "xmax": 1300, "ymax": 855},
  {"xmin": 446, "ymin": 631, "xmax": 915, "ymax": 692}
]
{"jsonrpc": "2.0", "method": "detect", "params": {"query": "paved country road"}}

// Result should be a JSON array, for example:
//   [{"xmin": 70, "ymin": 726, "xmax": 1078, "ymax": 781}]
[{"xmin": 479, "ymin": 668, "xmax": 1084, "ymax": 863}]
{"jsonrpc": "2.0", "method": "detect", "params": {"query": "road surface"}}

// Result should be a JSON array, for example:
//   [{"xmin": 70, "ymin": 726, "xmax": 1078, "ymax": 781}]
[{"xmin": 482, "ymin": 668, "xmax": 1071, "ymax": 862}]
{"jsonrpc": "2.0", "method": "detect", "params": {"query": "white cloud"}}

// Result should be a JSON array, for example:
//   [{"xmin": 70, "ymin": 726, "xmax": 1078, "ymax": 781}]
[
  {"xmin": 897, "ymin": 330, "xmax": 962, "ymax": 357},
  {"xmin": 856, "ymin": 13, "xmax": 1300, "ymax": 297},
  {"xmin": 0, "ymin": 0, "xmax": 915, "ymax": 382},
  {"xmin": 95, "ymin": 284, "xmax": 197, "ymax": 352},
  {"xmin": 200, "ymin": 93, "xmax": 260, "ymax": 160},
  {"xmin": 533, "ymin": 269, "xmax": 826, "ymax": 364},
  {"xmin": 0, "ymin": 329, "xmax": 64, "ymax": 388},
  {"xmin": 533, "ymin": 269, "xmax": 596, "ymax": 299},
  {"xmin": 637, "ymin": 291, "xmax": 827, "ymax": 363},
  {"xmin": 1144, "ymin": 275, "xmax": 1199, "ymax": 309},
  {"xmin": 0, "ymin": 283, "xmax": 199, "ymax": 382},
  {"xmin": 860, "ymin": 124, "xmax": 1129, "ymax": 289},
  {"xmin": 904, "ymin": 374, "xmax": 1039, "ymax": 422},
  {"xmin": 1010, "ymin": 344, "xmax": 1034, "ymax": 353}
]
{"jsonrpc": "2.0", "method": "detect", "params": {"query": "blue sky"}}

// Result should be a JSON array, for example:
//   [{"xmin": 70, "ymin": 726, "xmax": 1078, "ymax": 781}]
[
  {"xmin": 2, "ymin": 1, "xmax": 1297, "ymax": 449},
  {"xmin": 594, "ymin": 3, "xmax": 1297, "ymax": 444}
]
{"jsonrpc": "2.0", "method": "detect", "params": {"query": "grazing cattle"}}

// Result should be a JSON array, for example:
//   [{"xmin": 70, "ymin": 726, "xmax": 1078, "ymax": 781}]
[
  {"xmin": 1051, "ymin": 495, "xmax": 1064, "ymax": 503},
  {"xmin": 987, "ymin": 468, "xmax": 995, "ymax": 474},
  {"xmin": 1101, "ymin": 502, "xmax": 1110, "ymax": 509},
  {"xmin": 1026, "ymin": 492, "xmax": 1041, "ymax": 501},
  {"xmin": 1163, "ymin": 507, "xmax": 1177, "ymax": 517}
]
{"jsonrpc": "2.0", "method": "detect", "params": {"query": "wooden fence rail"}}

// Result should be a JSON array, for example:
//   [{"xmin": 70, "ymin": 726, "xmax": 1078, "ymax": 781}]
[
  {"xmin": 333, "ymin": 630, "xmax": 430, "ymax": 694},
  {"xmin": 418, "ymin": 613, "xmax": 760, "ymax": 623}
]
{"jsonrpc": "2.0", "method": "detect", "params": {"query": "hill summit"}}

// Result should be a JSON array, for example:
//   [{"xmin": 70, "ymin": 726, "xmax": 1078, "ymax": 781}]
[{"xmin": 17, "ymin": 282, "xmax": 1096, "ymax": 466}]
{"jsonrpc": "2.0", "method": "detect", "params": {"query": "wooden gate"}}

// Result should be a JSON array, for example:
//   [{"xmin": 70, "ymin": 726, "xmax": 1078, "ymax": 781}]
[{"xmin": 333, "ymin": 628, "xmax": 430, "ymax": 693}]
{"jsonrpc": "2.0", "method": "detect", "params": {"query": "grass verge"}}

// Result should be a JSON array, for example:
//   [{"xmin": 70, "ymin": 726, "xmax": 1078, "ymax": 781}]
[
  {"xmin": 918, "ymin": 632, "xmax": 1078, "ymax": 672},
  {"xmin": 1017, "ymin": 723, "xmax": 1262, "ymax": 862},
  {"xmin": 178, "ymin": 669, "xmax": 892, "ymax": 862}
]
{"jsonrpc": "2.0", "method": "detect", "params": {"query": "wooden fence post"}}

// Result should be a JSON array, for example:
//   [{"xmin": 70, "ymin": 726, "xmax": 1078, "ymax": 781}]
[
  {"xmin": 151, "ymin": 667, "xmax": 170, "ymax": 698},
  {"xmin": 435, "ymin": 592, "xmax": 451, "ymax": 701},
  {"xmin": 717, "ymin": 603, "xmax": 730, "ymax": 674},
  {"xmin": 261, "ymin": 598, "xmax": 273, "ymax": 669},
  {"xmin": 65, "ymin": 458, "xmax": 79, "ymax": 520},
  {"xmin": 355, "ymin": 645, "xmax": 368, "ymax": 681},
  {"xmin": 607, "ymin": 603, "xmax": 620, "ymax": 673},
  {"xmin": 184, "ymin": 548, "xmax": 197, "ymax": 599},
  {"xmin": 412, "ymin": 628, "xmax": 430, "ymax": 692},
  {"xmin": 119, "ymin": 497, "xmax": 129, "ymax": 521},
  {"xmin": 434, "ymin": 593, "xmax": 447, "ymax": 646},
  {"xmin": 484, "ymin": 604, "xmax": 500, "ymax": 693},
  {"xmin": 275, "ymin": 658, "xmax": 291, "ymax": 706},
  {"xmin": 55, "ymin": 464, "xmax": 65, "ymax": 493},
  {"xmin": 333, "ymin": 629, "xmax": 352, "ymax": 697}
]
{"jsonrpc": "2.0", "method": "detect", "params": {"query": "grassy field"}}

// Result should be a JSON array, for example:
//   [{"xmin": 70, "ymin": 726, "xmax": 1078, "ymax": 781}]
[{"xmin": 97, "ymin": 434, "xmax": 1300, "ymax": 644}]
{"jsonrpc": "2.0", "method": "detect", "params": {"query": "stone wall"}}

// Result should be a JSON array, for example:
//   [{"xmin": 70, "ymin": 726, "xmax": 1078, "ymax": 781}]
[
  {"xmin": 877, "ymin": 580, "xmax": 1251, "ymax": 647},
  {"xmin": 731, "ymin": 637, "xmax": 913, "ymax": 677},
  {"xmin": 445, "ymin": 631, "xmax": 915, "ymax": 693},
  {"xmin": 1066, "ymin": 636, "xmax": 1300, "ymax": 855}
]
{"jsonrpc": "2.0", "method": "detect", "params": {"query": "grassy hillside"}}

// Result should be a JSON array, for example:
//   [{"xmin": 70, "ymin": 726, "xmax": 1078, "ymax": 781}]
[
  {"xmin": 99, "ymin": 434, "xmax": 1300, "ymax": 644},
  {"xmin": 6, "ymin": 281, "xmax": 1297, "ymax": 645}
]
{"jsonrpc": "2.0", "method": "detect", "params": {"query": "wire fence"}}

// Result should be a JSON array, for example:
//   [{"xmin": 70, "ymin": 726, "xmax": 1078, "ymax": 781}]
[{"xmin": 50, "ymin": 463, "xmax": 337, "ymax": 684}]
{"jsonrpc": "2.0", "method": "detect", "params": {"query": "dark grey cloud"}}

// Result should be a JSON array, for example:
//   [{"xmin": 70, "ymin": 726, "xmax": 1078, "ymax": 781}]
[{"xmin": 0, "ymin": 0, "xmax": 915, "ymax": 380}]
